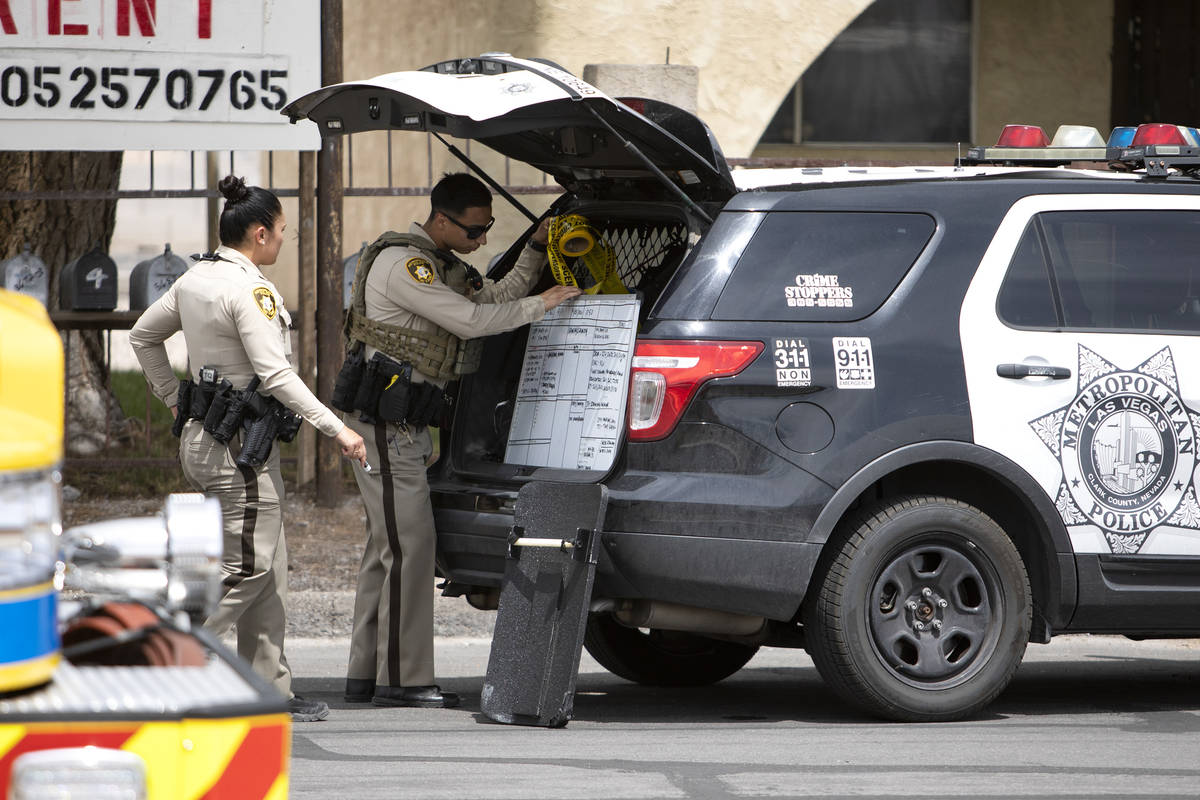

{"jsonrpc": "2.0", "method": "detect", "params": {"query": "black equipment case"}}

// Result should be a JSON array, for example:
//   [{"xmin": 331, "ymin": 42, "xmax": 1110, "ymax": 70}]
[{"xmin": 481, "ymin": 481, "xmax": 607, "ymax": 728}]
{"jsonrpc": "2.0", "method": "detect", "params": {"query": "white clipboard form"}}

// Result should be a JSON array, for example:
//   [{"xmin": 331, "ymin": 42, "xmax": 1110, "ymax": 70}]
[{"xmin": 504, "ymin": 294, "xmax": 641, "ymax": 471}]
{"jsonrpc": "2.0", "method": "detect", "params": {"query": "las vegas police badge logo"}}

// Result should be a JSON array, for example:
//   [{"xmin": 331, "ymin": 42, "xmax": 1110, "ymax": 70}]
[
  {"xmin": 252, "ymin": 287, "xmax": 277, "ymax": 320},
  {"xmin": 1030, "ymin": 345, "xmax": 1200, "ymax": 553},
  {"xmin": 406, "ymin": 257, "xmax": 435, "ymax": 285}
]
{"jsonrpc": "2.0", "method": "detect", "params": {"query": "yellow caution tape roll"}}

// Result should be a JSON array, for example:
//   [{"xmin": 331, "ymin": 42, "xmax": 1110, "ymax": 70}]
[
  {"xmin": 558, "ymin": 226, "xmax": 595, "ymax": 257},
  {"xmin": 547, "ymin": 214, "xmax": 627, "ymax": 295}
]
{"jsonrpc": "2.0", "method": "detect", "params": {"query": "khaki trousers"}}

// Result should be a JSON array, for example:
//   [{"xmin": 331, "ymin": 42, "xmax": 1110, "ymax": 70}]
[
  {"xmin": 346, "ymin": 415, "xmax": 436, "ymax": 688},
  {"xmin": 179, "ymin": 419, "xmax": 291, "ymax": 698}
]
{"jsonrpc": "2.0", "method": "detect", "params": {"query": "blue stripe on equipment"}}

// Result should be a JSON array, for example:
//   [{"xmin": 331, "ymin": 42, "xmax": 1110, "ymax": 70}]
[{"xmin": 0, "ymin": 584, "xmax": 59, "ymax": 666}]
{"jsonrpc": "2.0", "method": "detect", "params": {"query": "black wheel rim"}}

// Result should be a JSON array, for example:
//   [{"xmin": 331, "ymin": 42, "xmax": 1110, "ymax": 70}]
[{"xmin": 867, "ymin": 534, "xmax": 1004, "ymax": 689}]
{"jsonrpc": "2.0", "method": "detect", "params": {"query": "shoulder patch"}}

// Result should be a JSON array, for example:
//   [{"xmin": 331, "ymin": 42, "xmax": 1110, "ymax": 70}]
[
  {"xmin": 406, "ymin": 257, "xmax": 435, "ymax": 285},
  {"xmin": 252, "ymin": 286, "xmax": 278, "ymax": 320}
]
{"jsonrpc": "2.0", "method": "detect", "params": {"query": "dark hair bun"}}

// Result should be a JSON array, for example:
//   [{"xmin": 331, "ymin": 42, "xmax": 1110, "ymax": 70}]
[{"xmin": 218, "ymin": 175, "xmax": 250, "ymax": 204}]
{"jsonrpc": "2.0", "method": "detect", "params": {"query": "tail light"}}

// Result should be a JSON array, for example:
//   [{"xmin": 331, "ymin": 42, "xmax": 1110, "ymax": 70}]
[{"xmin": 627, "ymin": 340, "xmax": 763, "ymax": 441}]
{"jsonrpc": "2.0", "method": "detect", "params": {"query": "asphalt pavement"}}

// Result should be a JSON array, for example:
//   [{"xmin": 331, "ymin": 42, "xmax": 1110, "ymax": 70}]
[{"xmin": 284, "ymin": 634, "xmax": 1200, "ymax": 799}]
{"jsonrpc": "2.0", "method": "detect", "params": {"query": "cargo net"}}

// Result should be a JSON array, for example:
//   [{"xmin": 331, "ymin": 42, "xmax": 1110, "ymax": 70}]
[{"xmin": 560, "ymin": 219, "xmax": 689, "ymax": 294}]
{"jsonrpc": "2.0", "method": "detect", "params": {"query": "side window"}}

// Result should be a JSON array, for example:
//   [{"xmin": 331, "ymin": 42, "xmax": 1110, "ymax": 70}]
[
  {"xmin": 996, "ymin": 221, "xmax": 1059, "ymax": 327},
  {"xmin": 998, "ymin": 210, "xmax": 1200, "ymax": 333},
  {"xmin": 711, "ymin": 212, "xmax": 935, "ymax": 321}
]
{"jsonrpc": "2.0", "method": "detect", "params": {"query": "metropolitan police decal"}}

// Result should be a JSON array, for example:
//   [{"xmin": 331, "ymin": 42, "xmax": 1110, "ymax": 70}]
[{"xmin": 1030, "ymin": 345, "xmax": 1200, "ymax": 554}]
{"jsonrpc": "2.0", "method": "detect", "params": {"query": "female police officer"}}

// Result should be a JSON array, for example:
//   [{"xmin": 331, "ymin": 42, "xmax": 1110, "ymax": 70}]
[{"xmin": 131, "ymin": 175, "xmax": 366, "ymax": 722}]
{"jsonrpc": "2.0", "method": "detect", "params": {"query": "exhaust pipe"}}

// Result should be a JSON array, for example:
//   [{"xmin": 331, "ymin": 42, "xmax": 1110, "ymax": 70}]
[{"xmin": 612, "ymin": 599, "xmax": 765, "ymax": 637}]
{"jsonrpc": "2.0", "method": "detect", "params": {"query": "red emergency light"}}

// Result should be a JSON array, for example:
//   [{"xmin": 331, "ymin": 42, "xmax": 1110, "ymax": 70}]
[
  {"xmin": 995, "ymin": 125, "xmax": 1050, "ymax": 147},
  {"xmin": 1130, "ymin": 123, "xmax": 1190, "ymax": 146}
]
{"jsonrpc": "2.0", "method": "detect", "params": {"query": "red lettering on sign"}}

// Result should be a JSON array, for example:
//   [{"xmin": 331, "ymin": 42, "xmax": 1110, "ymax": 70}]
[
  {"xmin": 117, "ymin": 0, "xmax": 156, "ymax": 36},
  {"xmin": 48, "ymin": 0, "xmax": 88, "ymax": 35},
  {"xmin": 0, "ymin": 0, "xmax": 16, "ymax": 34},
  {"xmin": 197, "ymin": 0, "xmax": 211, "ymax": 38}
]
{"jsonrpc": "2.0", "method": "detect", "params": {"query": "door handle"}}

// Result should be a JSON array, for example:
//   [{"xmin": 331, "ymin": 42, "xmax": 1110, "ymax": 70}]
[{"xmin": 996, "ymin": 363, "xmax": 1072, "ymax": 379}]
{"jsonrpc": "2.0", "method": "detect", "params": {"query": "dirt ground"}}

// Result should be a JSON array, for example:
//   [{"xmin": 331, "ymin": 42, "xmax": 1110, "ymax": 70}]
[{"xmin": 61, "ymin": 487, "xmax": 498, "ymax": 639}]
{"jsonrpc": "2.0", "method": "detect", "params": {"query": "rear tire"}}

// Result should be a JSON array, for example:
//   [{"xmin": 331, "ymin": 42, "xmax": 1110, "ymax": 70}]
[
  {"xmin": 802, "ymin": 495, "xmax": 1031, "ymax": 721},
  {"xmin": 583, "ymin": 612, "xmax": 759, "ymax": 687}
]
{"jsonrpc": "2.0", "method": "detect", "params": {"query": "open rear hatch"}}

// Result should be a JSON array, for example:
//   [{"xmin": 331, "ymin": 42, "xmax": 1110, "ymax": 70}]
[
  {"xmin": 283, "ymin": 54, "xmax": 735, "ymax": 486},
  {"xmin": 283, "ymin": 54, "xmax": 735, "ymax": 207}
]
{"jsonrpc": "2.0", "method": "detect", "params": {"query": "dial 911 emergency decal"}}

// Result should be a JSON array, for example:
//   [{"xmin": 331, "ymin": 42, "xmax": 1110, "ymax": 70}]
[
  {"xmin": 834, "ymin": 337, "xmax": 875, "ymax": 389},
  {"xmin": 1029, "ymin": 345, "xmax": 1200, "ymax": 553}
]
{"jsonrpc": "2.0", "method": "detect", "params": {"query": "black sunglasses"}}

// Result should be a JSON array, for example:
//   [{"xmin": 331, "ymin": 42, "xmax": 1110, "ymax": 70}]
[{"xmin": 443, "ymin": 213, "xmax": 495, "ymax": 240}]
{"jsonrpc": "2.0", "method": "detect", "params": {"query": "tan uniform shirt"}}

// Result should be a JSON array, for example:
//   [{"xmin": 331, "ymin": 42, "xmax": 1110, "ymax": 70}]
[
  {"xmin": 363, "ymin": 223, "xmax": 546, "ymax": 385},
  {"xmin": 130, "ymin": 245, "xmax": 344, "ymax": 438}
]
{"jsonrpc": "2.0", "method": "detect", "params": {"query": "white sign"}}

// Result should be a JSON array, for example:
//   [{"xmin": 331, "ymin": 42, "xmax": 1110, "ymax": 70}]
[
  {"xmin": 0, "ymin": 0, "xmax": 320, "ymax": 150},
  {"xmin": 505, "ymin": 294, "xmax": 640, "ymax": 471}
]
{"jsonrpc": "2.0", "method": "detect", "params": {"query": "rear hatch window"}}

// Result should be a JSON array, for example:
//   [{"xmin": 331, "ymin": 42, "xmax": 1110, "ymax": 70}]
[{"xmin": 711, "ymin": 211, "xmax": 935, "ymax": 321}]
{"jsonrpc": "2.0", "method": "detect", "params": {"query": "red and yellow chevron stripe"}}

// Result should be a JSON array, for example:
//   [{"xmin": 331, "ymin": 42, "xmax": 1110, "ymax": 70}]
[{"xmin": 0, "ymin": 713, "xmax": 289, "ymax": 799}]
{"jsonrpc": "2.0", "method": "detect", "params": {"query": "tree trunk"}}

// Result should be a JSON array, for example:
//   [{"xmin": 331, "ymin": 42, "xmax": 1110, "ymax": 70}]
[{"xmin": 1, "ymin": 151, "xmax": 129, "ymax": 457}]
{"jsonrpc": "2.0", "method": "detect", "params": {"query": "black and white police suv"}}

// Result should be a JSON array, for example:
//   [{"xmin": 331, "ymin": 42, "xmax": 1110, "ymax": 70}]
[{"xmin": 286, "ymin": 56, "xmax": 1200, "ymax": 721}]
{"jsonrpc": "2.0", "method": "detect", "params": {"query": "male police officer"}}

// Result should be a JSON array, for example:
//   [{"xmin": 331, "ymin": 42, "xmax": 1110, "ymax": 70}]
[{"xmin": 343, "ymin": 173, "xmax": 579, "ymax": 707}]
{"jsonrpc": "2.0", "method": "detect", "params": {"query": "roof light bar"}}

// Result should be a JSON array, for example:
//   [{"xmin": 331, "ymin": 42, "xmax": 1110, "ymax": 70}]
[
  {"xmin": 962, "ymin": 124, "xmax": 1107, "ymax": 164},
  {"xmin": 962, "ymin": 121, "xmax": 1200, "ymax": 174}
]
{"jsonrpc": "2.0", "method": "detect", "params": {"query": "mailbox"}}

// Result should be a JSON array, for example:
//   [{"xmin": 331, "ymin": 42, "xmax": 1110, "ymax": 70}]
[
  {"xmin": 59, "ymin": 248, "xmax": 118, "ymax": 311},
  {"xmin": 2, "ymin": 244, "xmax": 49, "ymax": 307},
  {"xmin": 344, "ymin": 242, "xmax": 367, "ymax": 307},
  {"xmin": 130, "ymin": 244, "xmax": 188, "ymax": 311}
]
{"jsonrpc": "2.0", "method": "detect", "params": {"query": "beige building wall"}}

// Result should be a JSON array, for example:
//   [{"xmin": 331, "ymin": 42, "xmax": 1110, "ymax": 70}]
[{"xmin": 974, "ymin": 0, "xmax": 1113, "ymax": 146}]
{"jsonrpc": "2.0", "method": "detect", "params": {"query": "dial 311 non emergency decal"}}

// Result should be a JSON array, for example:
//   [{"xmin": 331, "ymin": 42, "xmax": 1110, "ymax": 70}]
[
  {"xmin": 1030, "ymin": 345, "xmax": 1200, "ymax": 553},
  {"xmin": 773, "ymin": 338, "xmax": 811, "ymax": 387}
]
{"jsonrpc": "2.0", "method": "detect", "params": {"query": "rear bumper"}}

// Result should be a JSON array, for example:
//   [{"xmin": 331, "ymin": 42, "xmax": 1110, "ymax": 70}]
[{"xmin": 433, "ymin": 503, "xmax": 822, "ymax": 620}]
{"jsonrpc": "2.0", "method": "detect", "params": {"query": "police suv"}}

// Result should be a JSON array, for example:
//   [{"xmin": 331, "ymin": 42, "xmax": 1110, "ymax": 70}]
[{"xmin": 286, "ymin": 56, "xmax": 1200, "ymax": 721}]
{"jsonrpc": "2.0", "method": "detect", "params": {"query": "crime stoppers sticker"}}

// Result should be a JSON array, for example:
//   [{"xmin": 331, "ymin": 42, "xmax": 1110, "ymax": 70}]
[
  {"xmin": 834, "ymin": 337, "xmax": 874, "ymax": 389},
  {"xmin": 773, "ymin": 338, "xmax": 811, "ymax": 387},
  {"xmin": 785, "ymin": 273, "xmax": 854, "ymax": 309}
]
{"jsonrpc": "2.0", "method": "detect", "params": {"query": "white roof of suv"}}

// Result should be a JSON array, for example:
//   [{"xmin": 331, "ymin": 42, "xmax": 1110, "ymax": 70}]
[{"xmin": 730, "ymin": 164, "xmax": 1143, "ymax": 191}]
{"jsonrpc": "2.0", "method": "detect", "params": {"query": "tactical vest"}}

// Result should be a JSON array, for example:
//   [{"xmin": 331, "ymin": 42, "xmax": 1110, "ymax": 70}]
[{"xmin": 344, "ymin": 231, "xmax": 483, "ymax": 380}]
